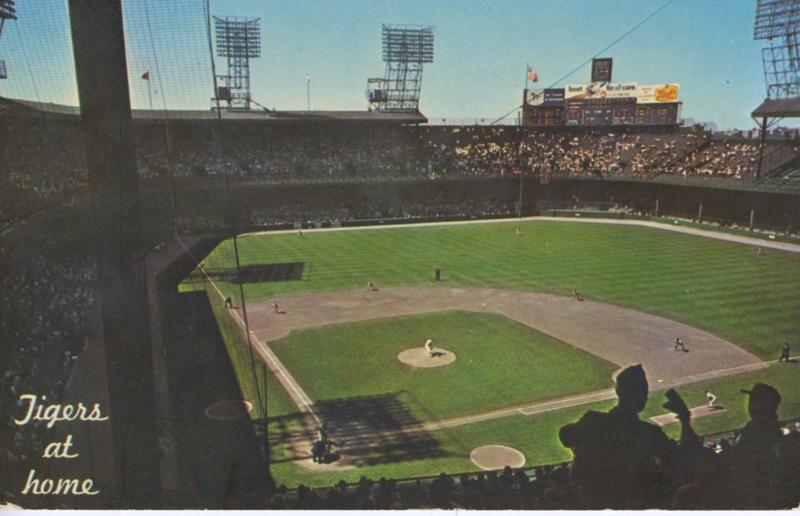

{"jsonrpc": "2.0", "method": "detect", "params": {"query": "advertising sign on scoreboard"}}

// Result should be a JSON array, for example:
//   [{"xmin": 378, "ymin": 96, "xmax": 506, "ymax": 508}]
[
  {"xmin": 636, "ymin": 83, "xmax": 680, "ymax": 103},
  {"xmin": 543, "ymin": 88, "xmax": 565, "ymax": 103},
  {"xmin": 565, "ymin": 82, "xmax": 637, "ymax": 100},
  {"xmin": 526, "ymin": 88, "xmax": 565, "ymax": 106},
  {"xmin": 591, "ymin": 57, "xmax": 613, "ymax": 83},
  {"xmin": 525, "ymin": 88, "xmax": 545, "ymax": 106}
]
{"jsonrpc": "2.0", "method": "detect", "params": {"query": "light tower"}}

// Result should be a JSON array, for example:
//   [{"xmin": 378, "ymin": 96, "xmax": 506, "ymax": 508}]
[
  {"xmin": 0, "ymin": 0, "xmax": 15, "ymax": 37},
  {"xmin": 754, "ymin": 0, "xmax": 800, "ymax": 99},
  {"xmin": 0, "ymin": 0, "xmax": 16, "ymax": 79},
  {"xmin": 752, "ymin": 0, "xmax": 800, "ymax": 178},
  {"xmin": 368, "ymin": 24, "xmax": 434, "ymax": 112},
  {"xmin": 213, "ymin": 16, "xmax": 261, "ymax": 110}
]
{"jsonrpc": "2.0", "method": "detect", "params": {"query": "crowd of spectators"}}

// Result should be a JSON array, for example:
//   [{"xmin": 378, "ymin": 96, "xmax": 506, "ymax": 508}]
[
  {"xmin": 678, "ymin": 140, "xmax": 761, "ymax": 179},
  {"xmin": 0, "ymin": 209, "xmax": 96, "ymax": 499},
  {"xmin": 0, "ymin": 117, "xmax": 86, "ymax": 225},
  {"xmin": 2, "ymin": 115, "xmax": 780, "ymax": 221},
  {"xmin": 135, "ymin": 124, "xmax": 761, "ymax": 183}
]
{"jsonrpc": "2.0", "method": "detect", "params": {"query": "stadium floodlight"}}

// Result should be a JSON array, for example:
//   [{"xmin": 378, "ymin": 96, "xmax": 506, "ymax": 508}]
[
  {"xmin": 368, "ymin": 24, "xmax": 435, "ymax": 112},
  {"xmin": 754, "ymin": 0, "xmax": 800, "ymax": 99},
  {"xmin": 0, "ymin": 0, "xmax": 16, "ymax": 39},
  {"xmin": 213, "ymin": 16, "xmax": 261, "ymax": 110},
  {"xmin": 382, "ymin": 24, "xmax": 434, "ymax": 63},
  {"xmin": 754, "ymin": 0, "xmax": 800, "ymax": 40}
]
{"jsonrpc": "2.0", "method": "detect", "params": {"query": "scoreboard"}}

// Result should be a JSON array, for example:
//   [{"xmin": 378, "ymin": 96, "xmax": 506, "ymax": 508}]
[{"xmin": 522, "ymin": 84, "xmax": 680, "ymax": 127}]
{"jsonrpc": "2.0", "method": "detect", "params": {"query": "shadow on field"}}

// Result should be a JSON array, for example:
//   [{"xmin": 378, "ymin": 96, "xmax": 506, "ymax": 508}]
[
  {"xmin": 184, "ymin": 262, "xmax": 305, "ymax": 285},
  {"xmin": 163, "ymin": 289, "xmax": 268, "ymax": 507},
  {"xmin": 271, "ymin": 393, "xmax": 448, "ymax": 467}
]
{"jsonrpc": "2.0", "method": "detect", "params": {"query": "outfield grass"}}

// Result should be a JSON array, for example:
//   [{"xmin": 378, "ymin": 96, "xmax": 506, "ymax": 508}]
[
  {"xmin": 187, "ymin": 220, "xmax": 800, "ymax": 359},
  {"xmin": 269, "ymin": 311, "xmax": 617, "ymax": 422}
]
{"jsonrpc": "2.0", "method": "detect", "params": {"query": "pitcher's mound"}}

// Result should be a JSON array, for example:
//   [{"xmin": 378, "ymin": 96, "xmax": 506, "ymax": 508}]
[
  {"xmin": 470, "ymin": 445, "xmax": 526, "ymax": 470},
  {"xmin": 397, "ymin": 347, "xmax": 456, "ymax": 368},
  {"xmin": 205, "ymin": 400, "xmax": 253, "ymax": 420}
]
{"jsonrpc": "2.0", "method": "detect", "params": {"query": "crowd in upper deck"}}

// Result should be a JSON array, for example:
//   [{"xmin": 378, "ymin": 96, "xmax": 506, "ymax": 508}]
[{"xmin": 2, "ymin": 118, "xmax": 781, "ymax": 222}]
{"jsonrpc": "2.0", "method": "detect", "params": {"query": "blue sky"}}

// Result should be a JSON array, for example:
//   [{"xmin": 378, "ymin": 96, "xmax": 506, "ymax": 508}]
[{"xmin": 0, "ymin": 0, "xmax": 766, "ymax": 129}]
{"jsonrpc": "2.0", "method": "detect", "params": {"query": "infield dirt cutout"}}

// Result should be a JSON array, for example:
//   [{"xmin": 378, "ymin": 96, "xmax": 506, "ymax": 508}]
[
  {"xmin": 397, "ymin": 347, "xmax": 456, "ymax": 368},
  {"xmin": 247, "ymin": 286, "xmax": 763, "ymax": 384},
  {"xmin": 470, "ymin": 445, "xmax": 526, "ymax": 470}
]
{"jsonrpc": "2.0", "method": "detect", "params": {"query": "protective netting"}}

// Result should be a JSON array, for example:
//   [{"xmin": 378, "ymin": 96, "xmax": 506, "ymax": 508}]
[
  {"xmin": 122, "ymin": 0, "xmax": 214, "ymax": 111},
  {"xmin": 1, "ymin": 1, "xmax": 270, "ymax": 505}
]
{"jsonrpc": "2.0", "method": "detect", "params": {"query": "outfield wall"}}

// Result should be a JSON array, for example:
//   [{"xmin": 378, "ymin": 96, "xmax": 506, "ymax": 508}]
[{"xmin": 136, "ymin": 177, "xmax": 800, "ymax": 241}]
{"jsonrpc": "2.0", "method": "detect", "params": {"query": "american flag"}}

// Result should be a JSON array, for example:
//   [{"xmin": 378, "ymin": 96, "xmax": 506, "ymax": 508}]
[{"xmin": 527, "ymin": 67, "xmax": 538, "ymax": 82}]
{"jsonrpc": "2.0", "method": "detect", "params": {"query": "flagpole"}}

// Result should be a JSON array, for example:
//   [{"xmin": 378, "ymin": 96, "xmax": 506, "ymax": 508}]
[
  {"xmin": 525, "ymin": 62, "xmax": 529, "ymax": 93},
  {"xmin": 306, "ymin": 75, "xmax": 311, "ymax": 111}
]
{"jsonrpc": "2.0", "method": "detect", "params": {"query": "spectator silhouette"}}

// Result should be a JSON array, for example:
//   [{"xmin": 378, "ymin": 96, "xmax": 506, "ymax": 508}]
[
  {"xmin": 715, "ymin": 383, "xmax": 785, "ymax": 508},
  {"xmin": 559, "ymin": 364, "xmax": 700, "ymax": 509},
  {"xmin": 736, "ymin": 383, "xmax": 783, "ymax": 453}
]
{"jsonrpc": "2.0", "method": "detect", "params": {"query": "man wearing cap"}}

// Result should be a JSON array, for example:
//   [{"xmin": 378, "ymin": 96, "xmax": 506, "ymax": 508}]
[
  {"xmin": 734, "ymin": 383, "xmax": 783, "ymax": 453},
  {"xmin": 715, "ymin": 383, "xmax": 785, "ymax": 507},
  {"xmin": 559, "ymin": 364, "xmax": 702, "ymax": 509}
]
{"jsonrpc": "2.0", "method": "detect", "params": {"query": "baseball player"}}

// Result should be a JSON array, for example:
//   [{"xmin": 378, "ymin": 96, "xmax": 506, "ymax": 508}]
[
  {"xmin": 705, "ymin": 390, "xmax": 718, "ymax": 410},
  {"xmin": 674, "ymin": 337, "xmax": 688, "ymax": 352},
  {"xmin": 779, "ymin": 342, "xmax": 791, "ymax": 362},
  {"xmin": 424, "ymin": 338, "xmax": 434, "ymax": 357}
]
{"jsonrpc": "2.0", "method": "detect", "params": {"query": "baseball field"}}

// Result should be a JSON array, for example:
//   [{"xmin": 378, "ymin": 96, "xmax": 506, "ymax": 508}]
[{"xmin": 181, "ymin": 218, "xmax": 800, "ymax": 488}]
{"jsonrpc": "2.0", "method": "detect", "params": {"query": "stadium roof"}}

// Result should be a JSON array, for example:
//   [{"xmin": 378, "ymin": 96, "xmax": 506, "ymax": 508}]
[
  {"xmin": 0, "ymin": 97, "xmax": 428, "ymax": 124},
  {"xmin": 751, "ymin": 97, "xmax": 800, "ymax": 119}
]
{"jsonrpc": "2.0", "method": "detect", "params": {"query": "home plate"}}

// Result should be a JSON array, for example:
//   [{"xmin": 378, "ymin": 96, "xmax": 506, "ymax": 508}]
[{"xmin": 649, "ymin": 405, "xmax": 726, "ymax": 427}]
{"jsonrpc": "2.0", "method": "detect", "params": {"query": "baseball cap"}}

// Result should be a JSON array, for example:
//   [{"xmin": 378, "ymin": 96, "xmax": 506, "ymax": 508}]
[
  {"xmin": 614, "ymin": 364, "xmax": 648, "ymax": 391},
  {"xmin": 740, "ymin": 383, "xmax": 781, "ymax": 412}
]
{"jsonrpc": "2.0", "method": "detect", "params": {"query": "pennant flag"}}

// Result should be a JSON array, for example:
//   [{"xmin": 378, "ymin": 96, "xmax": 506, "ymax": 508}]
[
  {"xmin": 141, "ymin": 71, "xmax": 150, "ymax": 80},
  {"xmin": 527, "ymin": 67, "xmax": 538, "ymax": 82}
]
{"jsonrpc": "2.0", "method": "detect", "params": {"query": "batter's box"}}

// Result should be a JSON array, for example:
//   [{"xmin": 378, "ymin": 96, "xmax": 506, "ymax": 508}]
[{"xmin": 234, "ymin": 262, "xmax": 305, "ymax": 284}]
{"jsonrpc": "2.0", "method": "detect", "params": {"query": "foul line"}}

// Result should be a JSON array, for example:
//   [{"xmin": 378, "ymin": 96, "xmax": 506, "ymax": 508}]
[{"xmin": 178, "ymin": 236, "xmax": 321, "ymax": 425}]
